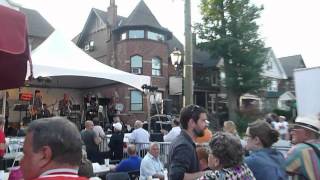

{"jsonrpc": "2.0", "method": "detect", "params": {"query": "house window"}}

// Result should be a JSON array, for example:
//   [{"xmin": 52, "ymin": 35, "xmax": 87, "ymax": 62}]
[
  {"xmin": 150, "ymin": 92, "xmax": 163, "ymax": 104},
  {"xmin": 129, "ymin": 30, "xmax": 144, "ymax": 39},
  {"xmin": 211, "ymin": 72, "xmax": 219, "ymax": 85},
  {"xmin": 130, "ymin": 90, "xmax": 143, "ymax": 111},
  {"xmin": 130, "ymin": 55, "xmax": 143, "ymax": 74},
  {"xmin": 267, "ymin": 80, "xmax": 278, "ymax": 92},
  {"xmin": 147, "ymin": 31, "xmax": 164, "ymax": 41},
  {"xmin": 121, "ymin": 32, "xmax": 127, "ymax": 40},
  {"xmin": 152, "ymin": 57, "xmax": 161, "ymax": 76}
]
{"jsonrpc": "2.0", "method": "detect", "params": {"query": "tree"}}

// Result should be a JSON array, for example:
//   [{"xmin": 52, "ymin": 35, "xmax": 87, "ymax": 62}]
[{"xmin": 196, "ymin": 0, "xmax": 267, "ymax": 121}]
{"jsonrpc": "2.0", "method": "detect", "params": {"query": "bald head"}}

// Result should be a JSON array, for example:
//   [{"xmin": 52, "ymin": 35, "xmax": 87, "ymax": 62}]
[
  {"xmin": 134, "ymin": 120, "xmax": 143, "ymax": 129},
  {"xmin": 85, "ymin": 120, "xmax": 94, "ymax": 130},
  {"xmin": 127, "ymin": 144, "xmax": 137, "ymax": 156}
]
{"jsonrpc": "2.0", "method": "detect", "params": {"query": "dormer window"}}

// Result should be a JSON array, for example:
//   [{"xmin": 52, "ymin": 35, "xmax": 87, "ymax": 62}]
[
  {"xmin": 84, "ymin": 40, "xmax": 95, "ymax": 51},
  {"xmin": 129, "ymin": 30, "xmax": 144, "ymax": 39},
  {"xmin": 147, "ymin": 31, "xmax": 164, "ymax": 41},
  {"xmin": 121, "ymin": 32, "xmax": 127, "ymax": 40}
]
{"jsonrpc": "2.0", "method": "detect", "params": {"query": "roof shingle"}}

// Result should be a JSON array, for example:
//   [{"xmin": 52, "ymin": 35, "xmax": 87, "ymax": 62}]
[{"xmin": 279, "ymin": 55, "xmax": 306, "ymax": 78}]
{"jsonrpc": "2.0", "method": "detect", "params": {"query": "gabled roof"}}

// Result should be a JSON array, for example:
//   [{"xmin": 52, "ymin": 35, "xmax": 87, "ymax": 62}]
[
  {"xmin": 279, "ymin": 55, "xmax": 306, "ymax": 78},
  {"xmin": 120, "ymin": 1, "xmax": 161, "ymax": 29},
  {"xmin": 76, "ymin": 8, "xmax": 125, "ymax": 45},
  {"xmin": 115, "ymin": 0, "xmax": 171, "ymax": 38},
  {"xmin": 20, "ymin": 7, "xmax": 54, "ymax": 38},
  {"xmin": 93, "ymin": 8, "xmax": 125, "ymax": 27},
  {"xmin": 262, "ymin": 48, "xmax": 287, "ymax": 79}
]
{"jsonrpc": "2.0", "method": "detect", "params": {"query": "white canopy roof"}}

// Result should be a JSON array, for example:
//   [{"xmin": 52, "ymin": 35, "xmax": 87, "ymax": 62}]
[{"xmin": 28, "ymin": 31, "xmax": 150, "ymax": 91}]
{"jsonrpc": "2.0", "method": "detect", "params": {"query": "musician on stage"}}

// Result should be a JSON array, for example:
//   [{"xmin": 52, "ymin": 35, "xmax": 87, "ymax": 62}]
[
  {"xmin": 58, "ymin": 93, "xmax": 72, "ymax": 116},
  {"xmin": 41, "ymin": 103, "xmax": 51, "ymax": 118},
  {"xmin": 31, "ymin": 89, "xmax": 43, "ymax": 119}
]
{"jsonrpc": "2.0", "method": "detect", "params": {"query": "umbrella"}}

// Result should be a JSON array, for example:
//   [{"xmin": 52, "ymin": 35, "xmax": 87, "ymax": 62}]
[{"xmin": 0, "ymin": 5, "xmax": 31, "ymax": 90}]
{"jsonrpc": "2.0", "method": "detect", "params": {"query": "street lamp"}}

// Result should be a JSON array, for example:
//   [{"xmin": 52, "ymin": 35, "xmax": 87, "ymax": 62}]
[{"xmin": 170, "ymin": 48, "xmax": 182, "ymax": 69}]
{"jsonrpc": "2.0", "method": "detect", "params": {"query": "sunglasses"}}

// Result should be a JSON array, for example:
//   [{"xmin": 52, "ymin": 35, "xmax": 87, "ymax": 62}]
[{"xmin": 190, "ymin": 105, "xmax": 201, "ymax": 114}]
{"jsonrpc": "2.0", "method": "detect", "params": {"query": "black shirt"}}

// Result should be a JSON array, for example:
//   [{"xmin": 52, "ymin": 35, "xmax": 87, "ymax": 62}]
[
  {"xmin": 168, "ymin": 130, "xmax": 200, "ymax": 180},
  {"xmin": 109, "ymin": 132, "xmax": 124, "ymax": 160}
]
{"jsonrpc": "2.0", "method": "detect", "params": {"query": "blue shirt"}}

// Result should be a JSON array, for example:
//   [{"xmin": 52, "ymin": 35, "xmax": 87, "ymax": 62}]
[
  {"xmin": 116, "ymin": 155, "xmax": 142, "ymax": 172},
  {"xmin": 245, "ymin": 148, "xmax": 287, "ymax": 180}
]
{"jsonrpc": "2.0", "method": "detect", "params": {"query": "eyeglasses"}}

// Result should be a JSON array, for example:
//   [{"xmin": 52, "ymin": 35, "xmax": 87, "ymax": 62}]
[{"xmin": 243, "ymin": 134, "xmax": 252, "ymax": 139}]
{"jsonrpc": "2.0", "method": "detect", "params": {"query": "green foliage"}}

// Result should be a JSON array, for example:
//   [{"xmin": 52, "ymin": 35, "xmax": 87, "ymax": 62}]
[
  {"xmin": 272, "ymin": 108, "xmax": 293, "ymax": 122},
  {"xmin": 236, "ymin": 109, "xmax": 262, "ymax": 135},
  {"xmin": 196, "ymin": 0, "xmax": 267, "ymax": 96}
]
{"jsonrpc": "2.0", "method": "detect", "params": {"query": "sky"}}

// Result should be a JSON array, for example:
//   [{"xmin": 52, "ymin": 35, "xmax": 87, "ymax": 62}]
[{"xmin": 11, "ymin": 0, "xmax": 320, "ymax": 68}]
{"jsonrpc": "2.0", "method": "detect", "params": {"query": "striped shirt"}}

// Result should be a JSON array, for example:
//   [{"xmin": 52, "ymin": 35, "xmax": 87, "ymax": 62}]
[{"xmin": 285, "ymin": 139, "xmax": 320, "ymax": 180}]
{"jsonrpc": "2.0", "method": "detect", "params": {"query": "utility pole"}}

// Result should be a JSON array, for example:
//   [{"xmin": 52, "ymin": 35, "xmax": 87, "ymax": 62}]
[{"xmin": 183, "ymin": 0, "xmax": 193, "ymax": 106}]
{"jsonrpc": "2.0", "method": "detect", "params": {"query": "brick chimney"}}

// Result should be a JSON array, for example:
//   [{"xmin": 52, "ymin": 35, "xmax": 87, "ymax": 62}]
[{"xmin": 107, "ymin": 0, "xmax": 117, "ymax": 28}]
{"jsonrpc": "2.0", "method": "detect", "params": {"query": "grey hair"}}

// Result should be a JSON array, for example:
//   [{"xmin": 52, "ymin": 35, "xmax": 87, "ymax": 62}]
[
  {"xmin": 209, "ymin": 132, "xmax": 244, "ymax": 168},
  {"xmin": 149, "ymin": 142, "xmax": 160, "ymax": 150},
  {"xmin": 27, "ymin": 117, "xmax": 82, "ymax": 166},
  {"xmin": 134, "ymin": 120, "xmax": 143, "ymax": 128}
]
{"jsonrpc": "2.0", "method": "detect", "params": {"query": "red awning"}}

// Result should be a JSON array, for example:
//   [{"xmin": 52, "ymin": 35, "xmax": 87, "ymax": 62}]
[{"xmin": 0, "ymin": 5, "xmax": 31, "ymax": 90}]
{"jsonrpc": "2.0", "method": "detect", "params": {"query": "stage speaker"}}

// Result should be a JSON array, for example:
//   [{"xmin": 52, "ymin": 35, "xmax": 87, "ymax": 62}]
[{"xmin": 163, "ymin": 99, "xmax": 173, "ymax": 115}]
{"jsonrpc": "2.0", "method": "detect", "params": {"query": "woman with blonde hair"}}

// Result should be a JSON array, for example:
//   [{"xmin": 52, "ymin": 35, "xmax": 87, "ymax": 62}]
[
  {"xmin": 223, "ymin": 121, "xmax": 238, "ymax": 136},
  {"xmin": 223, "ymin": 120, "xmax": 246, "ymax": 147}
]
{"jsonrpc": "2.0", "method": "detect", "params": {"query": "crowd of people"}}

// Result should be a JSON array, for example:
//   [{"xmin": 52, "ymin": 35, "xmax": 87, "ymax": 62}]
[{"xmin": 0, "ymin": 103, "xmax": 319, "ymax": 180}]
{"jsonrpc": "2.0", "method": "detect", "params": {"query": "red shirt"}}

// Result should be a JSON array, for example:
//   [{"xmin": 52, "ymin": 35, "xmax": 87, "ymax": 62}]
[
  {"xmin": 33, "ymin": 176, "xmax": 88, "ymax": 180},
  {"xmin": 32, "ymin": 169, "xmax": 88, "ymax": 180},
  {"xmin": 0, "ymin": 129, "xmax": 5, "ymax": 157}
]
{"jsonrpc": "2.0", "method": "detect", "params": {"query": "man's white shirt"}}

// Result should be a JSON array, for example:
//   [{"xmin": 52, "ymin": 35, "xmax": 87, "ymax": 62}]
[{"xmin": 163, "ymin": 126, "xmax": 181, "ymax": 142}]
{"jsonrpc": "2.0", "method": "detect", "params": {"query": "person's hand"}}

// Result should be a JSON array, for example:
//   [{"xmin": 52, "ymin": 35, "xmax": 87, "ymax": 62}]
[{"xmin": 160, "ymin": 129, "xmax": 168, "ymax": 135}]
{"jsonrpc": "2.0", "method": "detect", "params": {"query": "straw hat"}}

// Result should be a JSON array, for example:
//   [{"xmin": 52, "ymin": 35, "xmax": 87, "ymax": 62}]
[{"xmin": 291, "ymin": 116, "xmax": 320, "ymax": 134}]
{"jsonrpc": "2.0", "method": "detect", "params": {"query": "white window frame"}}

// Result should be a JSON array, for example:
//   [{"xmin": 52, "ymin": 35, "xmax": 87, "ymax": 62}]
[
  {"xmin": 130, "ymin": 55, "xmax": 143, "ymax": 74},
  {"xmin": 130, "ymin": 90, "xmax": 143, "ymax": 111},
  {"xmin": 152, "ymin": 57, "xmax": 161, "ymax": 76}
]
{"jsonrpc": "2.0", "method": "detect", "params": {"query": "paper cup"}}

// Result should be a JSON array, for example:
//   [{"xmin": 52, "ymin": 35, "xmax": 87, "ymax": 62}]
[{"xmin": 104, "ymin": 159, "xmax": 110, "ymax": 166}]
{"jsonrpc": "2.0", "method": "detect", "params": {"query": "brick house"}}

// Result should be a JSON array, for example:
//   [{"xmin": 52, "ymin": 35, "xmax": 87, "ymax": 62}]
[{"xmin": 74, "ymin": 0, "xmax": 221, "ymax": 123}]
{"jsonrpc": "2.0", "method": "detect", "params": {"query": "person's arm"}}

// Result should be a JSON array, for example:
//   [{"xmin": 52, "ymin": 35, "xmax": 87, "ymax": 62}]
[
  {"xmin": 169, "ymin": 144, "xmax": 196, "ymax": 180},
  {"xmin": 115, "ymin": 160, "xmax": 124, "ymax": 172},
  {"xmin": 98, "ymin": 126, "xmax": 106, "ymax": 138},
  {"xmin": 129, "ymin": 130, "xmax": 136, "ymax": 143},
  {"xmin": 92, "ymin": 131, "xmax": 101, "ymax": 145},
  {"xmin": 163, "ymin": 129, "xmax": 174, "ymax": 142},
  {"xmin": 284, "ymin": 145, "xmax": 301, "ymax": 174},
  {"xmin": 183, "ymin": 171, "xmax": 206, "ymax": 180}
]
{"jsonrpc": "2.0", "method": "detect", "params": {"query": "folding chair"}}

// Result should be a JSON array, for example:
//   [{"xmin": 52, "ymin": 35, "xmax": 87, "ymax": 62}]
[{"xmin": 128, "ymin": 170, "xmax": 140, "ymax": 180}]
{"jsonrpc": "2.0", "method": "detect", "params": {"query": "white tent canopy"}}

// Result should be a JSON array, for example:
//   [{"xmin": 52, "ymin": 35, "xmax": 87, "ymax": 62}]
[{"xmin": 28, "ymin": 31, "xmax": 150, "ymax": 91}]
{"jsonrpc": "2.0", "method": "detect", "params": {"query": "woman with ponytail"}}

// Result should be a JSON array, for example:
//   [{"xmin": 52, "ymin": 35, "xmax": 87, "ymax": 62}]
[{"xmin": 244, "ymin": 120, "xmax": 287, "ymax": 180}]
